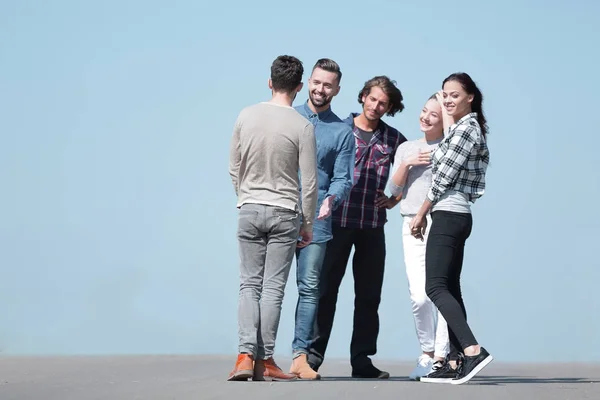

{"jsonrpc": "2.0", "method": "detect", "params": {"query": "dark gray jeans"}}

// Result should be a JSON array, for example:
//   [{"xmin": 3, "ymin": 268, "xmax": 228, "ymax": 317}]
[{"xmin": 237, "ymin": 203, "xmax": 300, "ymax": 359}]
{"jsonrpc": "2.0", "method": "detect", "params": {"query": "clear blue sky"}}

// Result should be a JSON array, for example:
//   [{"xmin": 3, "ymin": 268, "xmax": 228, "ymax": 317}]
[{"xmin": 1, "ymin": 0, "xmax": 599, "ymax": 363}]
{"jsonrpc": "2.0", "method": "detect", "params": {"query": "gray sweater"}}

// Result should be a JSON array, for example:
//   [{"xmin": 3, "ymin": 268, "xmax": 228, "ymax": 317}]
[
  {"xmin": 388, "ymin": 138, "xmax": 442, "ymax": 216},
  {"xmin": 229, "ymin": 102, "xmax": 318, "ymax": 232}
]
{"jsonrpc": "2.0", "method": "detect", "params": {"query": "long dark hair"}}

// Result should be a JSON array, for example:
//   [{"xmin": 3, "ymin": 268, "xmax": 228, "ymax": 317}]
[{"xmin": 442, "ymin": 73, "xmax": 488, "ymax": 137}]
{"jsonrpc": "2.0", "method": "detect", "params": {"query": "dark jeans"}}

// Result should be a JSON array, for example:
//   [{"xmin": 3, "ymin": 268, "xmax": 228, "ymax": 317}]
[
  {"xmin": 425, "ymin": 210, "xmax": 477, "ymax": 360},
  {"xmin": 308, "ymin": 225, "xmax": 386, "ymax": 369}
]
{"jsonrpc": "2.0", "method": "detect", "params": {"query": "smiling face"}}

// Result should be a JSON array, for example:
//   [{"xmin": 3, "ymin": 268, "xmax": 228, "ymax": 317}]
[
  {"xmin": 419, "ymin": 98, "xmax": 443, "ymax": 134},
  {"xmin": 308, "ymin": 67, "xmax": 340, "ymax": 110},
  {"xmin": 361, "ymin": 86, "xmax": 391, "ymax": 121},
  {"xmin": 442, "ymin": 80, "xmax": 474, "ymax": 118}
]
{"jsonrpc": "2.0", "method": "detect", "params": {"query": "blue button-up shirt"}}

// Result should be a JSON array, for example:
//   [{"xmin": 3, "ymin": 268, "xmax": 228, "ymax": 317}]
[{"xmin": 295, "ymin": 101, "xmax": 355, "ymax": 243}]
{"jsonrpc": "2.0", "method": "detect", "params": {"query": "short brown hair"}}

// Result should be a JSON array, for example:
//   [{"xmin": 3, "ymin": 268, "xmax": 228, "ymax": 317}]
[
  {"xmin": 270, "ymin": 55, "xmax": 304, "ymax": 94},
  {"xmin": 358, "ymin": 76, "xmax": 405, "ymax": 117},
  {"xmin": 312, "ymin": 58, "xmax": 342, "ymax": 83}
]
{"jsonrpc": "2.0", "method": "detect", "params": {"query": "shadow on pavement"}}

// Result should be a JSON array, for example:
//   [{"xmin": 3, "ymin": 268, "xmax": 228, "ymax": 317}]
[
  {"xmin": 320, "ymin": 376, "xmax": 411, "ymax": 382},
  {"xmin": 466, "ymin": 375, "xmax": 599, "ymax": 386}
]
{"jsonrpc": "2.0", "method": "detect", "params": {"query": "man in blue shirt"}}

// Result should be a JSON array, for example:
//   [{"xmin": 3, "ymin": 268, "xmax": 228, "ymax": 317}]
[{"xmin": 289, "ymin": 59, "xmax": 355, "ymax": 380}]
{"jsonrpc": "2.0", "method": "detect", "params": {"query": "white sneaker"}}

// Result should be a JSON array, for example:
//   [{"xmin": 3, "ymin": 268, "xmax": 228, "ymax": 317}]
[{"xmin": 408, "ymin": 354, "xmax": 434, "ymax": 381}]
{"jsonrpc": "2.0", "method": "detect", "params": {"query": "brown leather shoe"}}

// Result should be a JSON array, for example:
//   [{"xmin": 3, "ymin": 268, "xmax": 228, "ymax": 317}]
[
  {"xmin": 289, "ymin": 354, "xmax": 321, "ymax": 380},
  {"xmin": 253, "ymin": 357, "xmax": 297, "ymax": 381},
  {"xmin": 227, "ymin": 354, "xmax": 254, "ymax": 381}
]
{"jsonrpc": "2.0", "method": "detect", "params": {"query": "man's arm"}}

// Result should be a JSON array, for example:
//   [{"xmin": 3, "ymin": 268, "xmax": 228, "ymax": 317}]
[
  {"xmin": 228, "ymin": 117, "xmax": 242, "ymax": 196},
  {"xmin": 298, "ymin": 123, "xmax": 318, "ymax": 233},
  {"xmin": 325, "ymin": 128, "xmax": 355, "ymax": 210},
  {"xmin": 426, "ymin": 125, "xmax": 476, "ymax": 204},
  {"xmin": 375, "ymin": 129, "xmax": 407, "ymax": 209}
]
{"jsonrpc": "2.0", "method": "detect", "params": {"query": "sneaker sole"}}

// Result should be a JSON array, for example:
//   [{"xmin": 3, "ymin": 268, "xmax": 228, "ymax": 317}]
[
  {"xmin": 410, "ymin": 368, "xmax": 433, "ymax": 381},
  {"xmin": 450, "ymin": 354, "xmax": 493, "ymax": 385},
  {"xmin": 419, "ymin": 377, "xmax": 454, "ymax": 384},
  {"xmin": 252, "ymin": 375, "xmax": 298, "ymax": 382}
]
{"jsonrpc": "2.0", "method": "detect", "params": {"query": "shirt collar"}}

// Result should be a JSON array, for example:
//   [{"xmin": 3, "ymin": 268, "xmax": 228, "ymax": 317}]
[
  {"xmin": 303, "ymin": 100, "xmax": 333, "ymax": 120},
  {"xmin": 453, "ymin": 112, "xmax": 478, "ymax": 127},
  {"xmin": 348, "ymin": 112, "xmax": 386, "ymax": 134}
]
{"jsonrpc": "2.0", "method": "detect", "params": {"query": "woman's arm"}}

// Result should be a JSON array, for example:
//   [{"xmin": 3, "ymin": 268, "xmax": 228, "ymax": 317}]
[
  {"xmin": 436, "ymin": 90, "xmax": 453, "ymax": 135},
  {"xmin": 388, "ymin": 147, "xmax": 431, "ymax": 198},
  {"xmin": 425, "ymin": 125, "xmax": 476, "ymax": 205},
  {"xmin": 411, "ymin": 123, "xmax": 477, "ymax": 240}
]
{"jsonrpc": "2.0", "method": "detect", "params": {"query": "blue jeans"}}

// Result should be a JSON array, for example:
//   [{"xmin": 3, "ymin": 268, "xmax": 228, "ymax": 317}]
[{"xmin": 292, "ymin": 241, "xmax": 328, "ymax": 358}]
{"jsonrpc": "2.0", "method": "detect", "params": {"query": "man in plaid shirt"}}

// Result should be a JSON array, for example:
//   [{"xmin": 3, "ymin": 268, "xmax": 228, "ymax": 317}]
[{"xmin": 308, "ymin": 76, "xmax": 407, "ymax": 379}]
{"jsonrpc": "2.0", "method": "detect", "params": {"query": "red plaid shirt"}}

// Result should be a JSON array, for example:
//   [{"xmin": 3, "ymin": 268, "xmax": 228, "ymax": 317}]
[{"xmin": 332, "ymin": 113, "xmax": 407, "ymax": 229}]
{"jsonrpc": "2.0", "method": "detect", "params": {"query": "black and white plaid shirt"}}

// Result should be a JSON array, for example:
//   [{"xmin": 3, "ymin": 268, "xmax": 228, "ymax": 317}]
[{"xmin": 426, "ymin": 112, "xmax": 490, "ymax": 204}]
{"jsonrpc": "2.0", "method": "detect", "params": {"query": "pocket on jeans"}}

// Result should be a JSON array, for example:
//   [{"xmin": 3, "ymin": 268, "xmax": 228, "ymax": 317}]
[
  {"xmin": 239, "ymin": 207, "xmax": 259, "ymax": 225},
  {"xmin": 273, "ymin": 207, "xmax": 299, "ymax": 222},
  {"xmin": 273, "ymin": 208, "xmax": 300, "ymax": 239}
]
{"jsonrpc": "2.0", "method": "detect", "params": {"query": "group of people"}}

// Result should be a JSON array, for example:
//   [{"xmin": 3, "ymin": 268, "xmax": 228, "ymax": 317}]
[{"xmin": 227, "ymin": 55, "xmax": 492, "ymax": 385}]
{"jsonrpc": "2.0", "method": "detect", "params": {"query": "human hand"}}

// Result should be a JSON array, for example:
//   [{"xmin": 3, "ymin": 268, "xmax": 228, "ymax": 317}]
[
  {"xmin": 297, "ymin": 228, "xmax": 313, "ymax": 249},
  {"xmin": 375, "ymin": 190, "xmax": 399, "ymax": 209},
  {"xmin": 409, "ymin": 214, "xmax": 428, "ymax": 241},
  {"xmin": 404, "ymin": 150, "xmax": 432, "ymax": 167},
  {"xmin": 436, "ymin": 90, "xmax": 445, "ymax": 109},
  {"xmin": 317, "ymin": 196, "xmax": 335, "ymax": 220}
]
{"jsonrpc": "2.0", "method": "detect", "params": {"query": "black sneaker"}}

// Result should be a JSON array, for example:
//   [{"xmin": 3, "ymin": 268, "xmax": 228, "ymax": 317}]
[
  {"xmin": 420, "ymin": 360, "xmax": 460, "ymax": 383},
  {"xmin": 351, "ymin": 363, "xmax": 390, "ymax": 379},
  {"xmin": 431, "ymin": 360, "xmax": 445, "ymax": 372},
  {"xmin": 451, "ymin": 347, "xmax": 493, "ymax": 385}
]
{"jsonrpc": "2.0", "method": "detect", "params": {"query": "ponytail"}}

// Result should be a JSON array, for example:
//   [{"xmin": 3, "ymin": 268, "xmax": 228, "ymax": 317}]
[{"xmin": 471, "ymin": 86, "xmax": 488, "ymax": 138}]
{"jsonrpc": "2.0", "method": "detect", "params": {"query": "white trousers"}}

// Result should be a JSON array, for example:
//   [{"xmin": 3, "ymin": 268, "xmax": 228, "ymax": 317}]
[{"xmin": 402, "ymin": 215, "xmax": 449, "ymax": 358}]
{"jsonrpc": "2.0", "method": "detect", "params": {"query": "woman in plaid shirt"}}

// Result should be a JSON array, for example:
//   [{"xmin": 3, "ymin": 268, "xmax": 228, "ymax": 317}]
[{"xmin": 410, "ymin": 73, "xmax": 492, "ymax": 385}]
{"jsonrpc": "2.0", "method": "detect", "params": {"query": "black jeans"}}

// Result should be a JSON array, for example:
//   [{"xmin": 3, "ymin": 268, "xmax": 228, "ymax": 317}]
[
  {"xmin": 425, "ymin": 210, "xmax": 477, "ymax": 360},
  {"xmin": 308, "ymin": 225, "xmax": 386, "ymax": 369}
]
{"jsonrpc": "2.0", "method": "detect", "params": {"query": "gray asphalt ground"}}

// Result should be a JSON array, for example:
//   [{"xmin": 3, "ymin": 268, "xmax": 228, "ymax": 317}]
[{"xmin": 1, "ymin": 355, "xmax": 598, "ymax": 400}]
